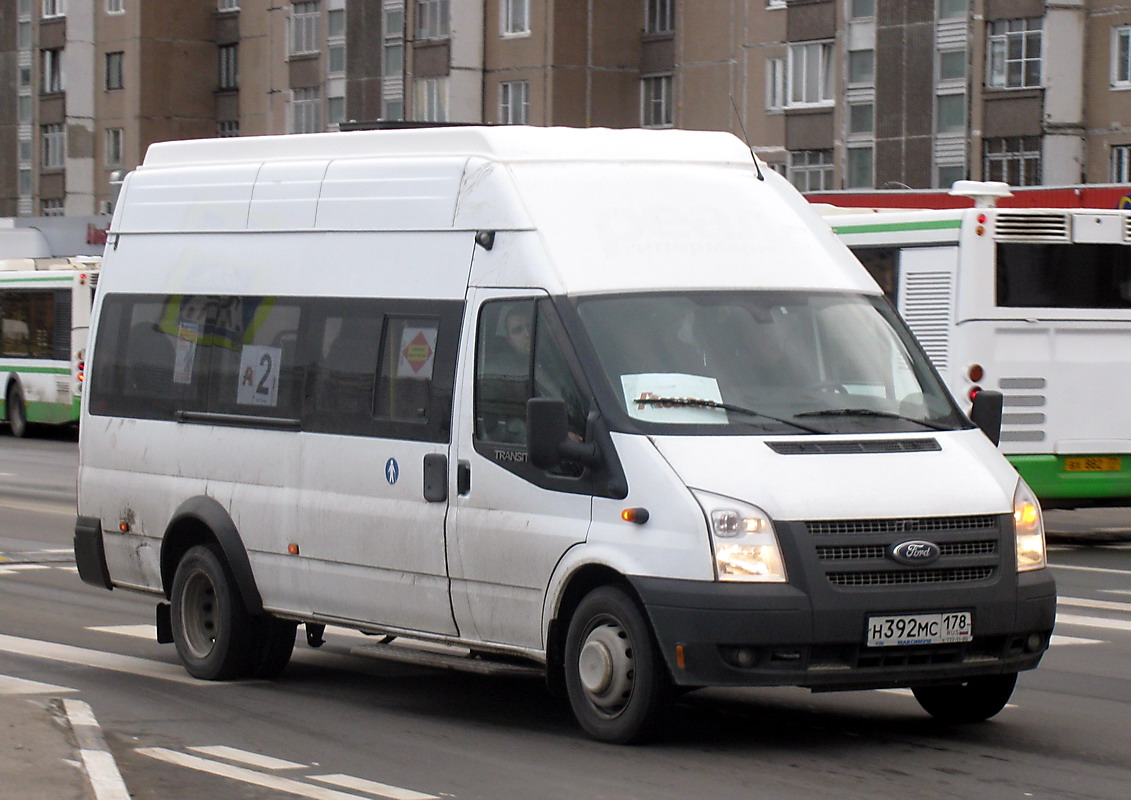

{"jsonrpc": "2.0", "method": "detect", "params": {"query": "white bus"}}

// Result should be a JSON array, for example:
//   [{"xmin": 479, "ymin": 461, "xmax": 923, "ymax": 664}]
[
  {"xmin": 825, "ymin": 188, "xmax": 1131, "ymax": 508},
  {"xmin": 1, "ymin": 257, "xmax": 100, "ymax": 437}
]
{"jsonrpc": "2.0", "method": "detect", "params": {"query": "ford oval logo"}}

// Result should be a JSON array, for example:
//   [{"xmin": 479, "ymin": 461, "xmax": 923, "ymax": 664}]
[{"xmin": 890, "ymin": 540, "xmax": 941, "ymax": 566}]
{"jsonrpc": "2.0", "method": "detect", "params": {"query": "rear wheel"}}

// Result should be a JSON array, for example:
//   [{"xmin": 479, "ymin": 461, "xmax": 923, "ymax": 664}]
[
  {"xmin": 7, "ymin": 385, "xmax": 27, "ymax": 438},
  {"xmin": 170, "ymin": 544, "xmax": 257, "ymax": 680},
  {"xmin": 912, "ymin": 673, "xmax": 1018, "ymax": 723},
  {"xmin": 563, "ymin": 586, "xmax": 671, "ymax": 744}
]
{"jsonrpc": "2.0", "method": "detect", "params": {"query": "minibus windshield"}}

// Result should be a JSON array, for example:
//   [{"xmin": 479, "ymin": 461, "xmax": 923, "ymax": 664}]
[{"xmin": 574, "ymin": 291, "xmax": 966, "ymax": 435}]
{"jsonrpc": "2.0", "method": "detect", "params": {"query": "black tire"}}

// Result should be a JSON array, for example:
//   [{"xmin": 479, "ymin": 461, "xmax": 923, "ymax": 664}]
[
  {"xmin": 7, "ymin": 385, "xmax": 28, "ymax": 438},
  {"xmin": 170, "ymin": 544, "xmax": 257, "ymax": 680},
  {"xmin": 912, "ymin": 673, "xmax": 1018, "ymax": 723},
  {"xmin": 249, "ymin": 617, "xmax": 297, "ymax": 679},
  {"xmin": 563, "ymin": 586, "xmax": 672, "ymax": 744}
]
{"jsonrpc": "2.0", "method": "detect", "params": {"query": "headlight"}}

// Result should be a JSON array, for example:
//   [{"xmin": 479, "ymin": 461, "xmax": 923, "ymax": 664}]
[
  {"xmin": 692, "ymin": 490, "xmax": 787, "ymax": 583},
  {"xmin": 1014, "ymin": 479, "xmax": 1046, "ymax": 572}
]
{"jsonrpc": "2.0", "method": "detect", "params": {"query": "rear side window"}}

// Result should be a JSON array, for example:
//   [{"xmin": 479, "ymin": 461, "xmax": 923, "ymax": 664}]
[{"xmin": 89, "ymin": 294, "xmax": 461, "ymax": 443}]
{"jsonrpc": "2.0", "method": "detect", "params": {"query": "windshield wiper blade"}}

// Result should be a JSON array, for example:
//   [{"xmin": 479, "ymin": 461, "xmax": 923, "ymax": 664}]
[
  {"xmin": 633, "ymin": 396, "xmax": 823, "ymax": 434},
  {"xmin": 794, "ymin": 407, "xmax": 952, "ymax": 431}
]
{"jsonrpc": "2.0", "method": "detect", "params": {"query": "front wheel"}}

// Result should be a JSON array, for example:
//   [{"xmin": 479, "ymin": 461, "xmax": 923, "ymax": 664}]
[
  {"xmin": 563, "ymin": 586, "xmax": 671, "ymax": 744},
  {"xmin": 170, "ymin": 544, "xmax": 257, "ymax": 680},
  {"xmin": 912, "ymin": 673, "xmax": 1018, "ymax": 723},
  {"xmin": 7, "ymin": 385, "xmax": 28, "ymax": 438}
]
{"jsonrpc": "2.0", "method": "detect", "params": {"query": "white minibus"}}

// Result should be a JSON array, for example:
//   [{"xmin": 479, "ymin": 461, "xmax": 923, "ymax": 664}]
[
  {"xmin": 825, "ymin": 188, "xmax": 1131, "ymax": 508},
  {"xmin": 2, "ymin": 256, "xmax": 99, "ymax": 436},
  {"xmin": 74, "ymin": 127, "xmax": 1055, "ymax": 743}
]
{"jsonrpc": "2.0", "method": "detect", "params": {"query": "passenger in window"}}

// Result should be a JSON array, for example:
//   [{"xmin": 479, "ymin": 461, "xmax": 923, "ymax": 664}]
[{"xmin": 498, "ymin": 304, "xmax": 533, "ymax": 375}]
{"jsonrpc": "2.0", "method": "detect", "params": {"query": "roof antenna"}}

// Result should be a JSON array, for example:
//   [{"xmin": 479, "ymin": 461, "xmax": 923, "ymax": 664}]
[{"xmin": 730, "ymin": 94, "xmax": 764, "ymax": 181}]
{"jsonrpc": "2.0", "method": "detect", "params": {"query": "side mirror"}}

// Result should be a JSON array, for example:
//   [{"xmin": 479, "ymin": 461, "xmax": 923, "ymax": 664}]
[
  {"xmin": 527, "ymin": 398, "xmax": 601, "ymax": 470},
  {"xmin": 970, "ymin": 390, "xmax": 1003, "ymax": 446}
]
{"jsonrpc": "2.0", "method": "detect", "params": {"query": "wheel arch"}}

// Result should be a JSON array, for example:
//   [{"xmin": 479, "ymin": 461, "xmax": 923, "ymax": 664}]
[
  {"xmin": 545, "ymin": 562, "xmax": 642, "ymax": 684},
  {"xmin": 160, "ymin": 496, "xmax": 264, "ymax": 615}
]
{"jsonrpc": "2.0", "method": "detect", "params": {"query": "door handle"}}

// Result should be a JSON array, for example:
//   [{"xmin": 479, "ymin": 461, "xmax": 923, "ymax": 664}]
[
  {"xmin": 423, "ymin": 453, "xmax": 447, "ymax": 503},
  {"xmin": 457, "ymin": 460, "xmax": 471, "ymax": 496}
]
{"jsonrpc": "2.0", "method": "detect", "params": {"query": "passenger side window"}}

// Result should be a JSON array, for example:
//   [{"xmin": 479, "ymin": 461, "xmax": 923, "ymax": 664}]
[{"xmin": 376, "ymin": 317, "xmax": 440, "ymax": 422}]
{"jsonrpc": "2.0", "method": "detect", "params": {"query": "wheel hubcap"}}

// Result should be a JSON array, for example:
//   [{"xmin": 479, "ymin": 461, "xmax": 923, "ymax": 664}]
[
  {"xmin": 577, "ymin": 621, "xmax": 634, "ymax": 714},
  {"xmin": 180, "ymin": 568, "xmax": 218, "ymax": 659}
]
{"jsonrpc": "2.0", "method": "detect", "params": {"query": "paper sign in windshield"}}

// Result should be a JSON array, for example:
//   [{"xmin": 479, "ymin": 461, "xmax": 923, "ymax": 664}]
[
  {"xmin": 621, "ymin": 373, "xmax": 727, "ymax": 424},
  {"xmin": 237, "ymin": 345, "xmax": 282, "ymax": 406}
]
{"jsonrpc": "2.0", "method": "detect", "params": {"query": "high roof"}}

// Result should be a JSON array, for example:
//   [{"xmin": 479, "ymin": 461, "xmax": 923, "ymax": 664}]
[{"xmin": 140, "ymin": 126, "xmax": 756, "ymax": 169}]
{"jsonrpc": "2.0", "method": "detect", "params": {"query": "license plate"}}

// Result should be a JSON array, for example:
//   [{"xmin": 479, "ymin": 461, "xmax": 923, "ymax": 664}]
[
  {"xmin": 866, "ymin": 612, "xmax": 972, "ymax": 647},
  {"xmin": 1064, "ymin": 456, "xmax": 1122, "ymax": 472}
]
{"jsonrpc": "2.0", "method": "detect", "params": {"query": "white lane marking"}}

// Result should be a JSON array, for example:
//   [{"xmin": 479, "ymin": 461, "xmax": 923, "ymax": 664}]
[
  {"xmin": 64, "ymin": 699, "xmax": 132, "ymax": 800},
  {"xmin": 89, "ymin": 624, "xmax": 154, "ymax": 640},
  {"xmin": 1050, "ymin": 563, "xmax": 1131, "ymax": 576},
  {"xmin": 0, "ymin": 633, "xmax": 208, "ymax": 686},
  {"xmin": 310, "ymin": 774, "xmax": 438, "ymax": 800},
  {"xmin": 189, "ymin": 745, "xmax": 307, "ymax": 770},
  {"xmin": 137, "ymin": 748, "xmax": 428, "ymax": 800},
  {"xmin": 1056, "ymin": 614, "xmax": 1131, "ymax": 633},
  {"xmin": 0, "ymin": 673, "xmax": 78, "ymax": 695},
  {"xmin": 1051, "ymin": 635, "xmax": 1103, "ymax": 646},
  {"xmin": 1058, "ymin": 596, "xmax": 1131, "ymax": 614}
]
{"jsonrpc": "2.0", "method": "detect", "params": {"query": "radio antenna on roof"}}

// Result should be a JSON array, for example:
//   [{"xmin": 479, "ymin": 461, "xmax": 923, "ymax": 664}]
[{"xmin": 730, "ymin": 94, "xmax": 765, "ymax": 181}]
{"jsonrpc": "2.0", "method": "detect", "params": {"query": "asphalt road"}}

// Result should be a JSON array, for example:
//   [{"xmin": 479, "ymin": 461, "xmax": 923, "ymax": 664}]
[{"xmin": 2, "ymin": 432, "xmax": 1130, "ymax": 799}]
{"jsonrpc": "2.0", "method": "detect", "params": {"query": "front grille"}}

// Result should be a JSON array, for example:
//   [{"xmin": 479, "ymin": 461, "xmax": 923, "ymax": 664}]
[
  {"xmin": 807, "ymin": 515, "xmax": 997, "ymax": 536},
  {"xmin": 816, "ymin": 540, "xmax": 996, "ymax": 561},
  {"xmin": 827, "ymin": 566, "xmax": 995, "ymax": 586},
  {"xmin": 768, "ymin": 439, "xmax": 940, "ymax": 455}
]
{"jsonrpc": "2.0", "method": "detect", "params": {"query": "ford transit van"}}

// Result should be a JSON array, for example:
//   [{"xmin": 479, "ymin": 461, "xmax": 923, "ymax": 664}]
[{"xmin": 74, "ymin": 126, "xmax": 1055, "ymax": 743}]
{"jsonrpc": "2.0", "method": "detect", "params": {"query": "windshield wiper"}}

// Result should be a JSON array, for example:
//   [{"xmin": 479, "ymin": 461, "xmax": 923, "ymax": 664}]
[
  {"xmin": 794, "ymin": 407, "xmax": 952, "ymax": 431},
  {"xmin": 633, "ymin": 396, "xmax": 823, "ymax": 434}
]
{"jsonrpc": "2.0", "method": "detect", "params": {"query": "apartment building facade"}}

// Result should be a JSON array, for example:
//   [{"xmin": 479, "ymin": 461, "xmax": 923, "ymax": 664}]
[{"xmin": 3, "ymin": 0, "xmax": 1131, "ymax": 217}]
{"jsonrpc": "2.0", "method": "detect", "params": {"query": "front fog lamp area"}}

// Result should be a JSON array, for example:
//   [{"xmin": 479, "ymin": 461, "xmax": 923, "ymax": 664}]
[
  {"xmin": 693, "ymin": 490, "xmax": 787, "ymax": 583},
  {"xmin": 1014, "ymin": 479, "xmax": 1047, "ymax": 572}
]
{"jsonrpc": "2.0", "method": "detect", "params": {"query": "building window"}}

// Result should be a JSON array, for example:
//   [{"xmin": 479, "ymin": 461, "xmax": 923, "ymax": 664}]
[
  {"xmin": 290, "ymin": 2, "xmax": 320, "ymax": 56},
  {"xmin": 218, "ymin": 0, "xmax": 239, "ymax": 10},
  {"xmin": 417, "ymin": 0, "xmax": 449, "ymax": 39},
  {"xmin": 937, "ymin": 164, "xmax": 966, "ymax": 188},
  {"xmin": 384, "ymin": 99, "xmax": 405, "ymax": 121},
  {"xmin": 42, "ymin": 123, "xmax": 65, "ymax": 169},
  {"xmin": 105, "ymin": 127, "xmax": 123, "ymax": 166},
  {"xmin": 19, "ymin": 168, "xmax": 32, "ymax": 196},
  {"xmin": 291, "ymin": 86, "xmax": 321, "ymax": 133},
  {"xmin": 18, "ymin": 21, "xmax": 31, "ymax": 48},
  {"xmin": 500, "ymin": 80, "xmax": 529, "ymax": 124},
  {"xmin": 987, "ymin": 18, "xmax": 1042, "ymax": 89},
  {"xmin": 328, "ymin": 95, "xmax": 345, "ymax": 126},
  {"xmin": 939, "ymin": 50, "xmax": 966, "ymax": 81},
  {"xmin": 788, "ymin": 150, "xmax": 834, "ymax": 192},
  {"xmin": 846, "ymin": 147, "xmax": 874, "ymax": 189},
  {"xmin": 42, "ymin": 0, "xmax": 63, "ymax": 18},
  {"xmin": 848, "ymin": 102, "xmax": 873, "ymax": 134},
  {"xmin": 939, "ymin": 0, "xmax": 966, "ymax": 18},
  {"xmin": 788, "ymin": 40, "xmax": 833, "ymax": 106},
  {"xmin": 1112, "ymin": 145, "xmax": 1131, "ymax": 182},
  {"xmin": 936, "ymin": 93, "xmax": 965, "ymax": 133},
  {"xmin": 105, "ymin": 51, "xmax": 124, "ymax": 90},
  {"xmin": 645, "ymin": 0, "xmax": 673, "ymax": 34},
  {"xmin": 42, "ymin": 48, "xmax": 63, "ymax": 94},
  {"xmin": 641, "ymin": 74, "xmax": 673, "ymax": 128},
  {"xmin": 218, "ymin": 120, "xmax": 240, "ymax": 137},
  {"xmin": 415, "ymin": 77, "xmax": 448, "ymax": 122},
  {"xmin": 384, "ymin": 43, "xmax": 404, "ymax": 75},
  {"xmin": 106, "ymin": 0, "xmax": 123, "ymax": 12},
  {"xmin": 848, "ymin": 50, "xmax": 874, "ymax": 85},
  {"xmin": 1114, "ymin": 27, "xmax": 1131, "ymax": 87},
  {"xmin": 327, "ymin": 8, "xmax": 345, "ymax": 75},
  {"xmin": 18, "ymin": 94, "xmax": 32, "ymax": 122},
  {"xmin": 984, "ymin": 136, "xmax": 1041, "ymax": 186},
  {"xmin": 502, "ymin": 0, "xmax": 529, "ymax": 36},
  {"xmin": 41, "ymin": 198, "xmax": 64, "ymax": 216},
  {"xmin": 850, "ymin": 0, "xmax": 874, "ymax": 18},
  {"xmin": 219, "ymin": 44, "xmax": 238, "ymax": 89},
  {"xmin": 766, "ymin": 57, "xmax": 785, "ymax": 111}
]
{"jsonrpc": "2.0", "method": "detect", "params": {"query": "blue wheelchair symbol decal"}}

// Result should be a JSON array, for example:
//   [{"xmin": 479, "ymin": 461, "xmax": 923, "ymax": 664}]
[{"xmin": 385, "ymin": 458, "xmax": 399, "ymax": 485}]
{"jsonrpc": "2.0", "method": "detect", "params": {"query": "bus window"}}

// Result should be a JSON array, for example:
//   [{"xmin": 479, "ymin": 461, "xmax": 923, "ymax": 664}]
[
  {"xmin": 850, "ymin": 247, "xmax": 899, "ymax": 301},
  {"xmin": 996, "ymin": 242, "xmax": 1131, "ymax": 308}
]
